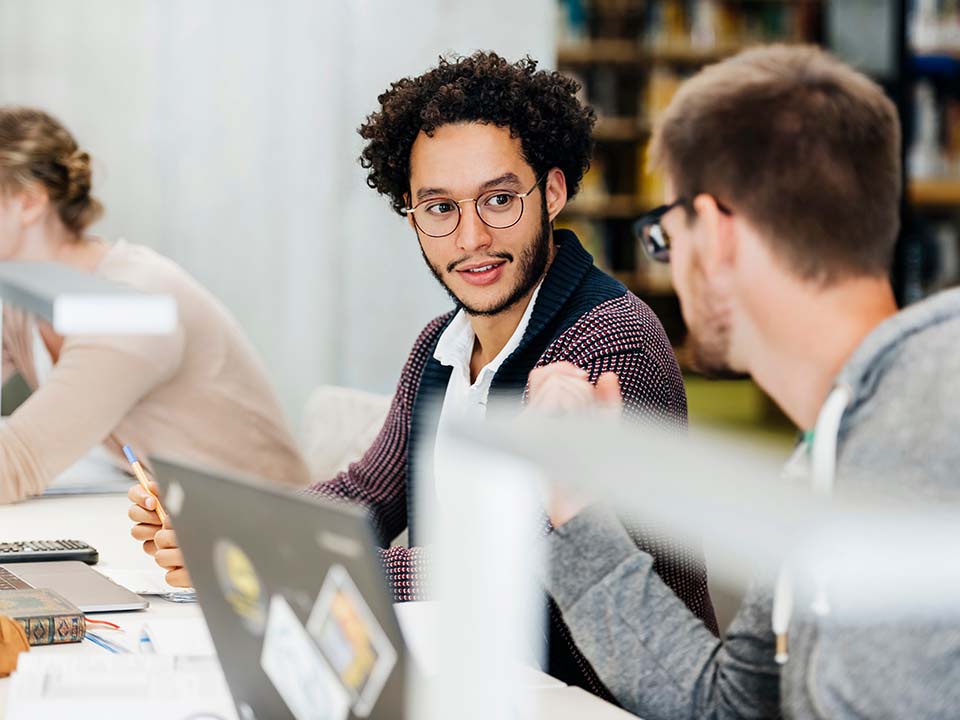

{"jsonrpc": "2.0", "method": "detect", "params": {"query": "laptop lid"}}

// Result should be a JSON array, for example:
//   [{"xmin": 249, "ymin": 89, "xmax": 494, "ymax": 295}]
[
  {"xmin": 0, "ymin": 561, "xmax": 148, "ymax": 613},
  {"xmin": 152, "ymin": 457, "xmax": 408, "ymax": 720}
]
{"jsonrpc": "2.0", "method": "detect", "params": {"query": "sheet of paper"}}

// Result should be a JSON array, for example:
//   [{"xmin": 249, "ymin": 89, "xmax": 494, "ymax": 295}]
[
  {"xmin": 142, "ymin": 616, "xmax": 217, "ymax": 657},
  {"xmin": 96, "ymin": 566, "xmax": 185, "ymax": 596},
  {"xmin": 5, "ymin": 654, "xmax": 237, "ymax": 720}
]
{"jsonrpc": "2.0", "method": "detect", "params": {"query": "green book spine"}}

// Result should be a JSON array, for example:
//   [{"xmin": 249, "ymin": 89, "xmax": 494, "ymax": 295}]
[{"xmin": 18, "ymin": 612, "xmax": 86, "ymax": 646}]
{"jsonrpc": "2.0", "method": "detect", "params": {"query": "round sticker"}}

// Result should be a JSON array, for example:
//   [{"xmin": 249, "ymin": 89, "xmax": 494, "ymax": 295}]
[{"xmin": 212, "ymin": 539, "xmax": 267, "ymax": 635}]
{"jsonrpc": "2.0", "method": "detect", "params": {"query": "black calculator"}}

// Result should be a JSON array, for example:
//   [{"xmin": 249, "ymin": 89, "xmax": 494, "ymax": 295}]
[{"xmin": 0, "ymin": 539, "xmax": 99, "ymax": 565}]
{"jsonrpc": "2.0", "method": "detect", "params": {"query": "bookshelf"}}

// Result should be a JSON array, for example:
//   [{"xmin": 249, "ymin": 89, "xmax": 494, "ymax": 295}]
[
  {"xmin": 555, "ymin": 0, "xmax": 824, "ymax": 330},
  {"xmin": 902, "ymin": 4, "xmax": 960, "ymax": 300},
  {"xmin": 553, "ymin": 0, "xmax": 824, "ymax": 440},
  {"xmin": 557, "ymin": 39, "xmax": 748, "ymax": 66},
  {"xmin": 909, "ymin": 178, "xmax": 960, "ymax": 208}
]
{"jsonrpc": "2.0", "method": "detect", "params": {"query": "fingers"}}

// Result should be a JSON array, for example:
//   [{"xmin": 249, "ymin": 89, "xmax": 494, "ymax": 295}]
[
  {"xmin": 530, "ymin": 375, "xmax": 595, "ymax": 413},
  {"xmin": 595, "ymin": 372, "xmax": 624, "ymax": 408},
  {"xmin": 128, "ymin": 482, "xmax": 158, "ymax": 512},
  {"xmin": 154, "ymin": 528, "xmax": 180, "ymax": 551},
  {"xmin": 142, "ymin": 539, "xmax": 157, "ymax": 557},
  {"xmin": 529, "ymin": 361, "xmax": 626, "ymax": 417},
  {"xmin": 128, "ymin": 503, "xmax": 161, "ymax": 526},
  {"xmin": 151, "ymin": 528, "xmax": 189, "ymax": 586},
  {"xmin": 549, "ymin": 488, "xmax": 592, "ymax": 529},
  {"xmin": 528, "ymin": 362, "xmax": 587, "ymax": 393},
  {"xmin": 164, "ymin": 567, "xmax": 192, "ymax": 588},
  {"xmin": 130, "ymin": 522, "xmax": 160, "ymax": 542},
  {"xmin": 154, "ymin": 547, "xmax": 185, "ymax": 571}
]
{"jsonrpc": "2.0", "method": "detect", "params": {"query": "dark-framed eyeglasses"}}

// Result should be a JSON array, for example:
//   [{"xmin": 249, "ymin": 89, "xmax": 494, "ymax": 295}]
[
  {"xmin": 402, "ymin": 174, "xmax": 545, "ymax": 239},
  {"xmin": 633, "ymin": 196, "xmax": 733, "ymax": 263}
]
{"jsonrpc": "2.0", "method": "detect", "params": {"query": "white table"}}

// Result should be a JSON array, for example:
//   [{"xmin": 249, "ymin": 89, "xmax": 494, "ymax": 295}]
[{"xmin": 0, "ymin": 494, "xmax": 637, "ymax": 719}]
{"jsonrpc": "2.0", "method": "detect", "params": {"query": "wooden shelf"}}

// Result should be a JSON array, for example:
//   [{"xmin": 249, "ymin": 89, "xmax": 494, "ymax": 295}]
[
  {"xmin": 558, "ymin": 40, "xmax": 749, "ymax": 67},
  {"xmin": 593, "ymin": 116, "xmax": 650, "ymax": 142},
  {"xmin": 909, "ymin": 178, "xmax": 960, "ymax": 207},
  {"xmin": 563, "ymin": 194, "xmax": 646, "ymax": 219},
  {"xmin": 914, "ymin": 48, "xmax": 960, "ymax": 60},
  {"xmin": 558, "ymin": 40, "xmax": 642, "ymax": 65},
  {"xmin": 646, "ymin": 43, "xmax": 750, "ymax": 64}
]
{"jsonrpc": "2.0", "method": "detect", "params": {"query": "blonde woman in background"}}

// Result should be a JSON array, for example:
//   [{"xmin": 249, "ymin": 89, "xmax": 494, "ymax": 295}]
[{"xmin": 0, "ymin": 107, "xmax": 310, "ymax": 509}]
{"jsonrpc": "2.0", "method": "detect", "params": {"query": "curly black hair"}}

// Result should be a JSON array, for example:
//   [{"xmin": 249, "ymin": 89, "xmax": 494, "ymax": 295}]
[{"xmin": 359, "ymin": 51, "xmax": 596, "ymax": 216}]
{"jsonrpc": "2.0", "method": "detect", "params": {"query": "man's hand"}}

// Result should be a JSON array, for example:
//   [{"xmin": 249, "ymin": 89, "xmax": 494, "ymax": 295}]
[
  {"xmin": 128, "ymin": 482, "xmax": 192, "ymax": 588},
  {"xmin": 527, "ymin": 361, "xmax": 623, "ymax": 414},
  {"xmin": 527, "ymin": 362, "xmax": 622, "ymax": 527}
]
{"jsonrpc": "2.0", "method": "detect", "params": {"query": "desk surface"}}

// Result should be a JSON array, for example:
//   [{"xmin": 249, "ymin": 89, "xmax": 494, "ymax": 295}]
[{"xmin": 0, "ymin": 494, "xmax": 636, "ymax": 719}]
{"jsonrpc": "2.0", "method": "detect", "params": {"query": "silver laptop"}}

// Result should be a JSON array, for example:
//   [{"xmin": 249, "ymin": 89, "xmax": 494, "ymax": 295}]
[
  {"xmin": 153, "ymin": 456, "xmax": 410, "ymax": 720},
  {"xmin": 0, "ymin": 561, "xmax": 148, "ymax": 612}
]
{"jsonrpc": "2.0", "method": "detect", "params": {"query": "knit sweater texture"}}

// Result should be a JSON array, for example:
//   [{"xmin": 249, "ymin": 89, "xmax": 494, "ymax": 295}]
[{"xmin": 306, "ymin": 230, "xmax": 717, "ymax": 698}]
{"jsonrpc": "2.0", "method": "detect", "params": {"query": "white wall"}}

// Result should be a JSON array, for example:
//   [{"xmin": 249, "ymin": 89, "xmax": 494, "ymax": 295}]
[{"xmin": 0, "ymin": 0, "xmax": 555, "ymax": 425}]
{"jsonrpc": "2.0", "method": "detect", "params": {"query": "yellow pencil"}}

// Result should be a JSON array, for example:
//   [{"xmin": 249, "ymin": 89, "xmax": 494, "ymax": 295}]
[{"xmin": 122, "ymin": 445, "xmax": 168, "ymax": 525}]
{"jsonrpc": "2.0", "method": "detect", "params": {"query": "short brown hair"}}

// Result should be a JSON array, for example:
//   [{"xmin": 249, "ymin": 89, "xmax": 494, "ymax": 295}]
[
  {"xmin": 649, "ymin": 44, "xmax": 901, "ymax": 283},
  {"xmin": 0, "ymin": 107, "xmax": 103, "ymax": 235}
]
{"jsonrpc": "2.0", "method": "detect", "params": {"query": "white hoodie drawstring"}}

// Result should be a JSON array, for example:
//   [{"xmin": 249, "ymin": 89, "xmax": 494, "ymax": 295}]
[{"xmin": 771, "ymin": 383, "xmax": 853, "ymax": 665}]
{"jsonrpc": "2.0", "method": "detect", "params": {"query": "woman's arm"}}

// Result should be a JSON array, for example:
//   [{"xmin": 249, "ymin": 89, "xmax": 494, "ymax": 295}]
[{"xmin": 0, "ymin": 328, "xmax": 184, "ymax": 503}]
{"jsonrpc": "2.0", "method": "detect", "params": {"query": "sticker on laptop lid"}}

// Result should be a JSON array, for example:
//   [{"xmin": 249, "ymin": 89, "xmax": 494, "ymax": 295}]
[
  {"xmin": 213, "ymin": 539, "xmax": 267, "ymax": 635},
  {"xmin": 306, "ymin": 564, "xmax": 398, "ymax": 717},
  {"xmin": 261, "ymin": 593, "xmax": 350, "ymax": 720}
]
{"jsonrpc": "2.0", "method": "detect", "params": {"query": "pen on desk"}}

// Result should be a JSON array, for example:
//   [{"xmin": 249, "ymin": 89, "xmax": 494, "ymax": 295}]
[
  {"xmin": 123, "ymin": 445, "xmax": 169, "ymax": 525},
  {"xmin": 86, "ymin": 631, "xmax": 130, "ymax": 654},
  {"xmin": 139, "ymin": 626, "xmax": 156, "ymax": 655}
]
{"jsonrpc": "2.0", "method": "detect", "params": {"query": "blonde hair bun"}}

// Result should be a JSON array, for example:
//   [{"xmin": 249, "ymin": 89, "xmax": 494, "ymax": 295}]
[{"xmin": 0, "ymin": 107, "xmax": 104, "ymax": 234}]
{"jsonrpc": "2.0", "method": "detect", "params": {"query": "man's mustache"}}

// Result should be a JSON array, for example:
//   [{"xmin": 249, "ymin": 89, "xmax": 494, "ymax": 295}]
[{"xmin": 447, "ymin": 252, "xmax": 514, "ymax": 274}]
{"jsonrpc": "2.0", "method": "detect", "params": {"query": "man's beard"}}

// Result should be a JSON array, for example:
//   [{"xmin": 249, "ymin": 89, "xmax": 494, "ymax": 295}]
[
  {"xmin": 421, "ymin": 202, "xmax": 552, "ymax": 317},
  {"xmin": 685, "ymin": 277, "xmax": 743, "ymax": 379}
]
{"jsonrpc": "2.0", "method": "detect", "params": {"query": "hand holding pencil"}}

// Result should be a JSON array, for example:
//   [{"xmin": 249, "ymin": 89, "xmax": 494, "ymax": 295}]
[
  {"xmin": 123, "ymin": 445, "xmax": 168, "ymax": 525},
  {"xmin": 125, "ymin": 446, "xmax": 192, "ymax": 588}
]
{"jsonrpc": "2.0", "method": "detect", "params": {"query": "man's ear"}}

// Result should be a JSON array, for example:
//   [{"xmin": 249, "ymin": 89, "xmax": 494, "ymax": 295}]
[
  {"xmin": 692, "ymin": 193, "xmax": 736, "ymax": 272},
  {"xmin": 402, "ymin": 192, "xmax": 417, "ymax": 231},
  {"xmin": 544, "ymin": 168, "xmax": 568, "ymax": 222}
]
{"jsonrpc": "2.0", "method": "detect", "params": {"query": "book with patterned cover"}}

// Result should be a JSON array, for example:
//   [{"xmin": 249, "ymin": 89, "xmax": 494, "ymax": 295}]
[{"xmin": 0, "ymin": 588, "xmax": 85, "ymax": 645}]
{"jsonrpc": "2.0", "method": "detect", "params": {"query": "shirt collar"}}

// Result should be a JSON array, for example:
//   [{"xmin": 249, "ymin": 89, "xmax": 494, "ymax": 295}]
[{"xmin": 434, "ymin": 282, "xmax": 544, "ymax": 379}]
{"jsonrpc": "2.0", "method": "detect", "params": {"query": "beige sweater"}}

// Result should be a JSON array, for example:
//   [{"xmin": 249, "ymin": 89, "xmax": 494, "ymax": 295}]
[{"xmin": 0, "ymin": 240, "xmax": 310, "ymax": 502}]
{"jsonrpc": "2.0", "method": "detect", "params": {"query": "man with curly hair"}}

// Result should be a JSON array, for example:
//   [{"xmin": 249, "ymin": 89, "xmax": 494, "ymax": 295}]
[{"xmin": 131, "ymin": 51, "xmax": 717, "ymax": 699}]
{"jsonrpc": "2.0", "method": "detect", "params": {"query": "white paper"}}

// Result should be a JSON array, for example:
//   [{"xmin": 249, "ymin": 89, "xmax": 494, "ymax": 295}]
[
  {"xmin": 142, "ymin": 617, "xmax": 217, "ymax": 657},
  {"xmin": 260, "ymin": 594, "xmax": 350, "ymax": 720},
  {"xmin": 97, "ymin": 566, "xmax": 185, "ymax": 596},
  {"xmin": 6, "ymin": 654, "xmax": 237, "ymax": 720}
]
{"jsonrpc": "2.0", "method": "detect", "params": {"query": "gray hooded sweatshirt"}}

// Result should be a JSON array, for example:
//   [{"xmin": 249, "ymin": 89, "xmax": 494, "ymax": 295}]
[{"xmin": 546, "ymin": 287, "xmax": 960, "ymax": 720}]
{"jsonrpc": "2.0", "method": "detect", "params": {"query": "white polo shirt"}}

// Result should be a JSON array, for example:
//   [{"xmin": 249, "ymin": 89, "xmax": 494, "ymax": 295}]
[{"xmin": 431, "ymin": 283, "xmax": 543, "ymax": 506}]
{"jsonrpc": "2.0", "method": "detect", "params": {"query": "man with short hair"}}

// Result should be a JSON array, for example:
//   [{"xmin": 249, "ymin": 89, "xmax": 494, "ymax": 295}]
[
  {"xmin": 531, "ymin": 44, "xmax": 960, "ymax": 719},
  {"xmin": 130, "ymin": 51, "xmax": 717, "ymax": 697}
]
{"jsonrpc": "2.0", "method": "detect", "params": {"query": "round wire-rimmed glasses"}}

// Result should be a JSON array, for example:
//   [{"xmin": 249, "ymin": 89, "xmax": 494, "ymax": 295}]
[{"xmin": 402, "ymin": 174, "xmax": 544, "ymax": 238}]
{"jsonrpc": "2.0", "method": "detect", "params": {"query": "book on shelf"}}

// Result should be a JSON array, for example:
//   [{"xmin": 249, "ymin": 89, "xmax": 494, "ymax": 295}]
[{"xmin": 0, "ymin": 589, "xmax": 85, "ymax": 646}]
